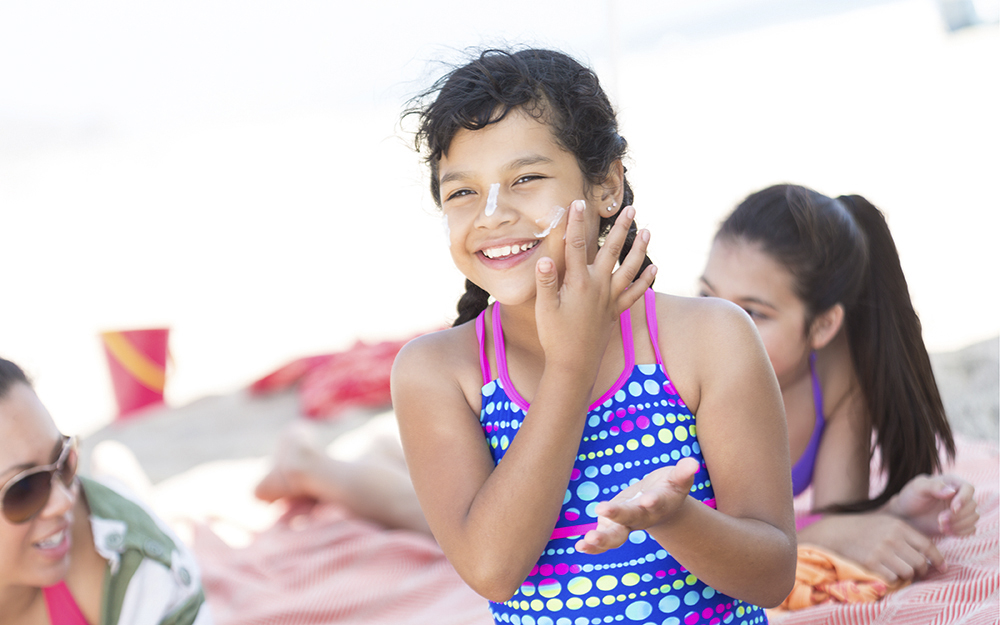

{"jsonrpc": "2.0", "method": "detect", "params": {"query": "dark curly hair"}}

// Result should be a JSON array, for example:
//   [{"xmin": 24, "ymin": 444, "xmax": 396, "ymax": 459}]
[{"xmin": 404, "ymin": 48, "xmax": 652, "ymax": 326}]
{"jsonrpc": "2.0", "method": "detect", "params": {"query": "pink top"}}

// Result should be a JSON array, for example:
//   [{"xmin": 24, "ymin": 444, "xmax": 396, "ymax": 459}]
[{"xmin": 43, "ymin": 581, "xmax": 91, "ymax": 625}]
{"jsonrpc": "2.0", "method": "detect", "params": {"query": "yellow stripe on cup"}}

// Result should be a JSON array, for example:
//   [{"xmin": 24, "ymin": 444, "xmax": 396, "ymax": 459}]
[{"xmin": 100, "ymin": 332, "xmax": 166, "ymax": 392}]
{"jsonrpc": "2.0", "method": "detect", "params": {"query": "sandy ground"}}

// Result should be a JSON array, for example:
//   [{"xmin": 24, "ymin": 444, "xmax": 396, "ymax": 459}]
[{"xmin": 76, "ymin": 336, "xmax": 999, "ymax": 547}]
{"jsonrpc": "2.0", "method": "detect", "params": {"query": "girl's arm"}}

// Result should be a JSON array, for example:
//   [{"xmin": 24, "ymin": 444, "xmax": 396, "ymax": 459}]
[
  {"xmin": 393, "ymin": 336, "xmax": 594, "ymax": 601},
  {"xmin": 392, "ymin": 205, "xmax": 656, "ymax": 602},
  {"xmin": 578, "ymin": 298, "xmax": 797, "ymax": 608},
  {"xmin": 799, "ymin": 343, "xmax": 972, "ymax": 582}
]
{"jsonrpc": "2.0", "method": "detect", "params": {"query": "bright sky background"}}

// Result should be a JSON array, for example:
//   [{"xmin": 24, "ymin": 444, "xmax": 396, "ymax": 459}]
[{"xmin": 1, "ymin": 0, "xmax": 997, "ymax": 436}]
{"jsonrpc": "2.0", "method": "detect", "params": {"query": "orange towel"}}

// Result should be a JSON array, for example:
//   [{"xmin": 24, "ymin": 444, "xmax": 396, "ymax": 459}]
[{"xmin": 780, "ymin": 544, "xmax": 909, "ymax": 610}]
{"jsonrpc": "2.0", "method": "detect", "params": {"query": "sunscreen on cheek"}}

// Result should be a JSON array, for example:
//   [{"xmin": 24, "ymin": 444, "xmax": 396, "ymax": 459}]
[
  {"xmin": 441, "ymin": 214, "xmax": 451, "ymax": 247},
  {"xmin": 533, "ymin": 205, "xmax": 567, "ymax": 238},
  {"xmin": 484, "ymin": 183, "xmax": 500, "ymax": 217}
]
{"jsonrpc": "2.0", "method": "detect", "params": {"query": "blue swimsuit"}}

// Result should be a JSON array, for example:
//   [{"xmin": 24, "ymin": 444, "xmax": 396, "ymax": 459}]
[{"xmin": 476, "ymin": 290, "xmax": 767, "ymax": 625}]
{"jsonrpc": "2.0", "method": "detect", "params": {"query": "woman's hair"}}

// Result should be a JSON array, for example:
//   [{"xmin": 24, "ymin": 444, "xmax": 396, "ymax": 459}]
[
  {"xmin": 404, "ymin": 48, "xmax": 652, "ymax": 326},
  {"xmin": 717, "ymin": 184, "xmax": 955, "ymax": 513},
  {"xmin": 0, "ymin": 357, "xmax": 31, "ymax": 399}
]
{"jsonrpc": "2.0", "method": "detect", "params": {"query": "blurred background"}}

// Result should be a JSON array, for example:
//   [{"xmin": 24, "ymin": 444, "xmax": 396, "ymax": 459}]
[{"xmin": 1, "ymin": 0, "xmax": 997, "ymax": 437}]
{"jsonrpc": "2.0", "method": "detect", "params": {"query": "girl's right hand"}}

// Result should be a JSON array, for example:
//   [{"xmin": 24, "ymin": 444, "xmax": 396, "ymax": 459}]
[
  {"xmin": 799, "ymin": 512, "xmax": 946, "ymax": 582},
  {"xmin": 534, "ymin": 202, "xmax": 655, "ymax": 370},
  {"xmin": 575, "ymin": 457, "xmax": 700, "ymax": 555}
]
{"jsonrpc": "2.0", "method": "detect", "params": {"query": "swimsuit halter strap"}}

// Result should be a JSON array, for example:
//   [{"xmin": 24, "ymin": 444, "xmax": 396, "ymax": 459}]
[
  {"xmin": 476, "ymin": 309, "xmax": 492, "ymax": 385},
  {"xmin": 491, "ymin": 300, "xmax": 636, "ymax": 412},
  {"xmin": 644, "ymin": 289, "xmax": 664, "ymax": 366}
]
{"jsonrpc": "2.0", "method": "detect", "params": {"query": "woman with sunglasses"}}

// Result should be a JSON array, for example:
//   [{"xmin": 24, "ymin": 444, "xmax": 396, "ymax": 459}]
[{"xmin": 0, "ymin": 357, "xmax": 211, "ymax": 625}]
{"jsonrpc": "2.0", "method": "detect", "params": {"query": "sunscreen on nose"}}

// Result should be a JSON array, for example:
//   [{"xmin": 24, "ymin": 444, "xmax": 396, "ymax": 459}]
[
  {"xmin": 484, "ymin": 183, "xmax": 500, "ymax": 217},
  {"xmin": 441, "ymin": 214, "xmax": 450, "ymax": 247},
  {"xmin": 533, "ymin": 205, "xmax": 567, "ymax": 238}
]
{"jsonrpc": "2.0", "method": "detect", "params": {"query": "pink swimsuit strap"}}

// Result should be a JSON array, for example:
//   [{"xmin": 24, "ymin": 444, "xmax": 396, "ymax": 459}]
[
  {"xmin": 644, "ymin": 289, "xmax": 664, "ymax": 366},
  {"xmin": 477, "ymin": 290, "xmax": 664, "ymax": 412},
  {"xmin": 43, "ymin": 581, "xmax": 90, "ymax": 625},
  {"xmin": 476, "ymin": 309, "xmax": 492, "ymax": 385}
]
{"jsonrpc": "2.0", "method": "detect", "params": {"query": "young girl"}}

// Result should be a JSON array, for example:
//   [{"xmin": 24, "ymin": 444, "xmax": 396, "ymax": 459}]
[
  {"xmin": 699, "ymin": 184, "xmax": 979, "ymax": 583},
  {"xmin": 391, "ymin": 49, "xmax": 797, "ymax": 625},
  {"xmin": 0, "ymin": 357, "xmax": 211, "ymax": 625}
]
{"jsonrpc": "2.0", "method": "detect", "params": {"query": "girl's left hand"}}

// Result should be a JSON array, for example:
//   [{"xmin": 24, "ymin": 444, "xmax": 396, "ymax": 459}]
[
  {"xmin": 575, "ymin": 457, "xmax": 700, "ymax": 555},
  {"xmin": 889, "ymin": 474, "xmax": 979, "ymax": 536},
  {"xmin": 534, "ymin": 203, "xmax": 655, "ymax": 370}
]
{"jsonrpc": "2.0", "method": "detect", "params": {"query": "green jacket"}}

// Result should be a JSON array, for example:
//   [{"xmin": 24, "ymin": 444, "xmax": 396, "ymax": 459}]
[{"xmin": 80, "ymin": 477, "xmax": 211, "ymax": 625}]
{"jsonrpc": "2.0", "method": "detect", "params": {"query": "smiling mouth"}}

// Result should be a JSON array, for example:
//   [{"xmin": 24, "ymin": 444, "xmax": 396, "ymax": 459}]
[
  {"xmin": 35, "ymin": 528, "xmax": 66, "ymax": 549},
  {"xmin": 481, "ymin": 240, "xmax": 539, "ymax": 260}
]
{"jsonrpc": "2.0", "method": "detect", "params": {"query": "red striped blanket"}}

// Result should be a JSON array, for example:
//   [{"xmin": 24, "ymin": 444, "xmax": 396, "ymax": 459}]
[
  {"xmin": 772, "ymin": 435, "xmax": 999, "ymax": 624},
  {"xmin": 195, "ymin": 436, "xmax": 997, "ymax": 625}
]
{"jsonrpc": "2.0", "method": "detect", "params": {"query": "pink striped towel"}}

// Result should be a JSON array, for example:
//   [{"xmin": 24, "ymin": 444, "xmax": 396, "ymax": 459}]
[
  {"xmin": 195, "ymin": 436, "xmax": 997, "ymax": 625},
  {"xmin": 772, "ymin": 435, "xmax": 999, "ymax": 624},
  {"xmin": 195, "ymin": 502, "xmax": 492, "ymax": 625}
]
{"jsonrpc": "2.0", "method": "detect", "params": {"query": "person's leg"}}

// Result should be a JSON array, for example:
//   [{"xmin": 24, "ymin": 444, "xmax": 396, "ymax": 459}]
[{"xmin": 255, "ymin": 422, "xmax": 430, "ymax": 535}]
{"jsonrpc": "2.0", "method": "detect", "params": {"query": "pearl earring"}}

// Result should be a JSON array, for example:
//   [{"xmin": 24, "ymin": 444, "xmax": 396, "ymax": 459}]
[{"xmin": 607, "ymin": 201, "xmax": 617, "ymax": 213}]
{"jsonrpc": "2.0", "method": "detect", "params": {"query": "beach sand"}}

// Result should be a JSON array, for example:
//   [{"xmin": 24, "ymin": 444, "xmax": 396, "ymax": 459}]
[{"xmin": 78, "ymin": 335, "xmax": 999, "ymax": 547}]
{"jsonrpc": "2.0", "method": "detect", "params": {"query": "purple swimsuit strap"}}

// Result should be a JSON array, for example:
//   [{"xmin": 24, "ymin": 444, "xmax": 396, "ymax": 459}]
[{"xmin": 790, "ymin": 352, "xmax": 827, "ymax": 497}]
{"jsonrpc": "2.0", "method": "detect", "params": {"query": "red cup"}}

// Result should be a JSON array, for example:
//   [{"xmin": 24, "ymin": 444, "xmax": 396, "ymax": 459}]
[{"xmin": 100, "ymin": 328, "xmax": 169, "ymax": 420}]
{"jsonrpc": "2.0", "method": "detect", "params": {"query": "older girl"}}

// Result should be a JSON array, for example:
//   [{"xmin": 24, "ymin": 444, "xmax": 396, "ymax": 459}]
[{"xmin": 699, "ymin": 184, "xmax": 978, "ymax": 583}]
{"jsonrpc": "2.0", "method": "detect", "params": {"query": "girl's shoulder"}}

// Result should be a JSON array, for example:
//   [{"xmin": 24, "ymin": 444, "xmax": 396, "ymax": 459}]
[
  {"xmin": 391, "ymin": 320, "xmax": 485, "ymax": 409},
  {"xmin": 651, "ymin": 290, "xmax": 758, "ymax": 346},
  {"xmin": 646, "ymin": 291, "xmax": 767, "ymax": 412},
  {"xmin": 395, "ymin": 318, "xmax": 481, "ymax": 359}
]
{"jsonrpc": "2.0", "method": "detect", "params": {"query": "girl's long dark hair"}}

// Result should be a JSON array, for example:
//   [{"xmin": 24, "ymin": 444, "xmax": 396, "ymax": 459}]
[
  {"xmin": 717, "ymin": 184, "xmax": 954, "ymax": 513},
  {"xmin": 404, "ymin": 48, "xmax": 651, "ymax": 326}
]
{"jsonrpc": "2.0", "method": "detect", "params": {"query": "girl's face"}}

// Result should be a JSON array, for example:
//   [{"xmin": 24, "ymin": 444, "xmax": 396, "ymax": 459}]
[
  {"xmin": 699, "ymin": 238, "xmax": 812, "ymax": 389},
  {"xmin": 0, "ymin": 384, "xmax": 77, "ymax": 591},
  {"xmin": 437, "ymin": 108, "xmax": 604, "ymax": 307}
]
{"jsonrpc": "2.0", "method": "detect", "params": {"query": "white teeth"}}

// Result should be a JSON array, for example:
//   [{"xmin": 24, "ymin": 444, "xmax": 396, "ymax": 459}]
[
  {"xmin": 36, "ymin": 529, "xmax": 65, "ymax": 549},
  {"xmin": 482, "ymin": 240, "xmax": 537, "ymax": 259}
]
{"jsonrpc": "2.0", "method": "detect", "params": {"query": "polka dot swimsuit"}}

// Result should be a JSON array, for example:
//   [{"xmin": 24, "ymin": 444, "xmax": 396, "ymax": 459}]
[{"xmin": 475, "ymin": 290, "xmax": 767, "ymax": 625}]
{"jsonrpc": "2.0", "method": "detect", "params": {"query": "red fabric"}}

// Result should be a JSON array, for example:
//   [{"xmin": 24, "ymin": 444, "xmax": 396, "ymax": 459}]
[
  {"xmin": 249, "ymin": 334, "xmax": 426, "ymax": 419},
  {"xmin": 195, "ymin": 502, "xmax": 492, "ymax": 625},
  {"xmin": 43, "ymin": 581, "xmax": 90, "ymax": 625}
]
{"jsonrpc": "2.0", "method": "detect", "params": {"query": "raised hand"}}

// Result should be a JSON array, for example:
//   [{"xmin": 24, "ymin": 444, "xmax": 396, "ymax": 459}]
[
  {"xmin": 888, "ymin": 474, "xmax": 979, "ymax": 537},
  {"xmin": 534, "ymin": 202, "xmax": 655, "ymax": 370},
  {"xmin": 575, "ymin": 457, "xmax": 700, "ymax": 555}
]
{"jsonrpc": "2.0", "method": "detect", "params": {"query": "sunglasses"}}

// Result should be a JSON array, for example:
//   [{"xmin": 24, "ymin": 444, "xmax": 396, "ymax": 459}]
[{"xmin": 0, "ymin": 435, "xmax": 78, "ymax": 524}]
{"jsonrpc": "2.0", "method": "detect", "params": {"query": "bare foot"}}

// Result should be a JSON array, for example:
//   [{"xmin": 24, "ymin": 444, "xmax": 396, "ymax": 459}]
[{"xmin": 254, "ymin": 422, "xmax": 325, "ymax": 502}]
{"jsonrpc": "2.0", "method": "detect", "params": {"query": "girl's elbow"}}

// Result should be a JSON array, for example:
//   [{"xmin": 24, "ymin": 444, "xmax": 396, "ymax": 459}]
[
  {"xmin": 460, "ymin": 561, "xmax": 527, "ymax": 603},
  {"xmin": 757, "ymin": 544, "xmax": 798, "ymax": 608}
]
